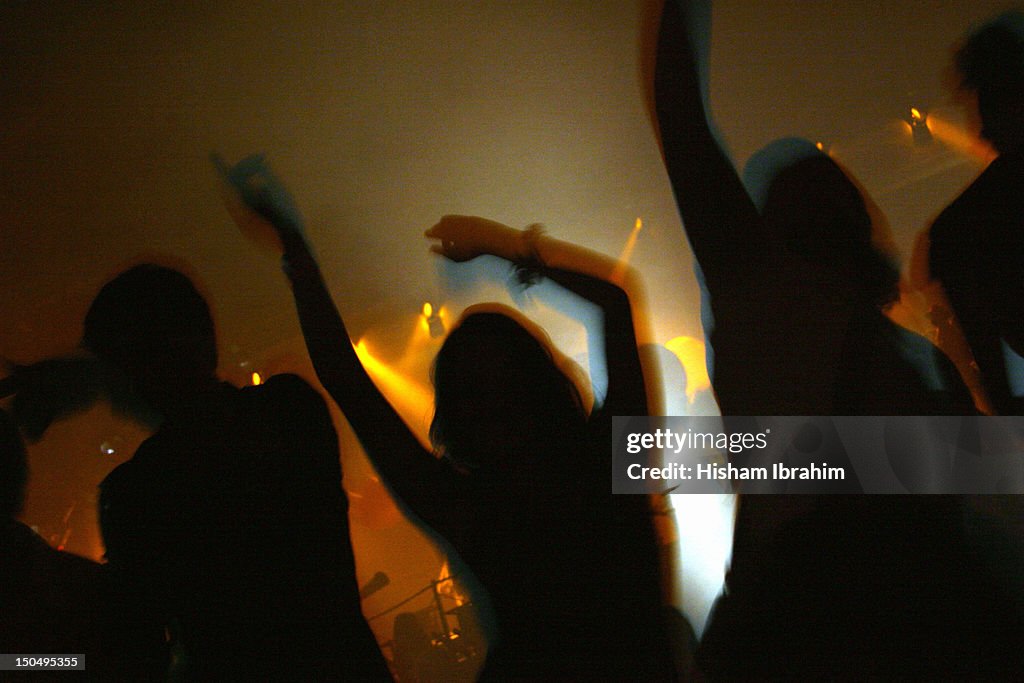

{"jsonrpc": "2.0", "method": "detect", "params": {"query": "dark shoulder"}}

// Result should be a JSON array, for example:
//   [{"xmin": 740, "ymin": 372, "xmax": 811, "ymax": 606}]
[
  {"xmin": 239, "ymin": 374, "xmax": 339, "ymax": 459},
  {"xmin": 242, "ymin": 374, "xmax": 331, "ymax": 424},
  {"xmin": 260, "ymin": 371, "xmax": 317, "ymax": 393},
  {"xmin": 99, "ymin": 456, "xmax": 147, "ymax": 505},
  {"xmin": 934, "ymin": 153, "xmax": 1024, "ymax": 232},
  {"xmin": 246, "ymin": 372, "xmax": 322, "ymax": 404}
]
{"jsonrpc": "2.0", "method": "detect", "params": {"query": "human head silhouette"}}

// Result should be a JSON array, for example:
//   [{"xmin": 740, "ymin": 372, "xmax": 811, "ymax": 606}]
[
  {"xmin": 429, "ymin": 307, "xmax": 585, "ymax": 474},
  {"xmin": 956, "ymin": 11, "xmax": 1024, "ymax": 152},
  {"xmin": 744, "ymin": 138, "xmax": 899, "ymax": 307},
  {"xmin": 82, "ymin": 265, "xmax": 217, "ymax": 412},
  {"xmin": 0, "ymin": 408, "xmax": 28, "ymax": 520}
]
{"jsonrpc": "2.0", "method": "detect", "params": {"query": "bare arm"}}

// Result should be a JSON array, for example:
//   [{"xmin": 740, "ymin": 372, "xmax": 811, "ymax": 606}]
[
  {"xmin": 215, "ymin": 156, "xmax": 457, "ymax": 533},
  {"xmin": 426, "ymin": 216, "xmax": 648, "ymax": 421},
  {"xmin": 653, "ymin": 0, "xmax": 766, "ymax": 296}
]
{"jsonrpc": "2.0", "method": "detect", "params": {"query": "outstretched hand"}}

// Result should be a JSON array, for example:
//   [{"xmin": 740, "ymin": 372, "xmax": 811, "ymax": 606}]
[
  {"xmin": 213, "ymin": 153, "xmax": 304, "ymax": 254},
  {"xmin": 425, "ymin": 215, "xmax": 521, "ymax": 263}
]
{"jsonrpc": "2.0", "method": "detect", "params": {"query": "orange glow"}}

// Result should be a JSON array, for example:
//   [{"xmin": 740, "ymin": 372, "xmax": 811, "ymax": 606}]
[
  {"xmin": 612, "ymin": 217, "xmax": 644, "ymax": 284},
  {"xmin": 815, "ymin": 141, "xmax": 824, "ymax": 151},
  {"xmin": 419, "ymin": 302, "xmax": 447, "ymax": 339},
  {"xmin": 354, "ymin": 339, "xmax": 434, "ymax": 443},
  {"xmin": 664, "ymin": 336, "xmax": 711, "ymax": 403},
  {"xmin": 910, "ymin": 107, "xmax": 923, "ymax": 122},
  {"xmin": 925, "ymin": 113, "xmax": 997, "ymax": 164},
  {"xmin": 251, "ymin": 371, "xmax": 262, "ymax": 386},
  {"xmin": 437, "ymin": 560, "xmax": 468, "ymax": 607}
]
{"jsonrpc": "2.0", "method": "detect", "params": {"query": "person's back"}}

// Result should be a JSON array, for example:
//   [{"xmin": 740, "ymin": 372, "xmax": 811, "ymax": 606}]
[
  {"xmin": 929, "ymin": 11, "xmax": 1024, "ymax": 415},
  {"xmin": 653, "ymin": 2, "xmax": 1010, "ymax": 677},
  {"xmin": 440, "ymin": 428, "xmax": 666, "ymax": 681},
  {"xmin": 930, "ymin": 149, "xmax": 1024, "ymax": 414},
  {"xmin": 0, "ymin": 408, "xmax": 113, "ymax": 680},
  {"xmin": 100, "ymin": 373, "xmax": 385, "ymax": 681},
  {"xmin": 80, "ymin": 264, "xmax": 387, "ymax": 680},
  {"xmin": 699, "ymin": 496, "xmax": 1024, "ymax": 678}
]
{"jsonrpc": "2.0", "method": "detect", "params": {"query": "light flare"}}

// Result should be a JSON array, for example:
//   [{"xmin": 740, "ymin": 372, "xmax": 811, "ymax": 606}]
[
  {"xmin": 611, "ymin": 217, "xmax": 644, "ymax": 284},
  {"xmin": 664, "ymin": 336, "xmax": 712, "ymax": 403},
  {"xmin": 354, "ymin": 339, "xmax": 434, "ymax": 443},
  {"xmin": 925, "ymin": 113, "xmax": 997, "ymax": 163}
]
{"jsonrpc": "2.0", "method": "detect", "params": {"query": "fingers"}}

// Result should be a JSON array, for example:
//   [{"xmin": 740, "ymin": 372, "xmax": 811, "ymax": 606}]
[
  {"xmin": 426, "ymin": 215, "xmax": 458, "ymax": 235},
  {"xmin": 210, "ymin": 153, "xmax": 270, "ymax": 191}
]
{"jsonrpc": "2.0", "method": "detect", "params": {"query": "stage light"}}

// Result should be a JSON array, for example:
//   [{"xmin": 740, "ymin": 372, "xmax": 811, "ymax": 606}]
[
  {"xmin": 354, "ymin": 338, "xmax": 434, "ymax": 441},
  {"xmin": 908, "ymin": 106, "xmax": 933, "ymax": 145},
  {"xmin": 422, "ymin": 302, "xmax": 446, "ymax": 338},
  {"xmin": 612, "ymin": 217, "xmax": 645, "ymax": 284},
  {"xmin": 251, "ymin": 371, "xmax": 262, "ymax": 386}
]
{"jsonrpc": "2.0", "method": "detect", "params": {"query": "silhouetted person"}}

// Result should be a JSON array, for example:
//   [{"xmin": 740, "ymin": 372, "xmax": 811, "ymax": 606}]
[
  {"xmin": 218, "ymin": 156, "xmax": 674, "ymax": 680},
  {"xmin": 80, "ymin": 265, "xmax": 389, "ymax": 681},
  {"xmin": 0, "ymin": 408, "xmax": 111, "ymax": 681},
  {"xmin": 653, "ymin": 1, "xmax": 969, "ymax": 419},
  {"xmin": 654, "ymin": 0, "xmax": 1019, "ymax": 677},
  {"xmin": 929, "ymin": 11, "xmax": 1024, "ymax": 415}
]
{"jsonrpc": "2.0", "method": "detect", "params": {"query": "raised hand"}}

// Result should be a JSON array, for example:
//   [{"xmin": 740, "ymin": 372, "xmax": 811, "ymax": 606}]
[
  {"xmin": 212, "ymin": 153, "xmax": 304, "ymax": 254},
  {"xmin": 425, "ymin": 215, "xmax": 523, "ymax": 263}
]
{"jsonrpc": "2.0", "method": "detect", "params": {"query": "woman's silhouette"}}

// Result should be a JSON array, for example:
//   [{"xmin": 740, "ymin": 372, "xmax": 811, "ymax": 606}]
[
  {"xmin": 219, "ymin": 156, "xmax": 673, "ymax": 680},
  {"xmin": 10, "ymin": 264, "xmax": 391, "ymax": 681},
  {"xmin": 652, "ymin": 0, "xmax": 1017, "ymax": 678}
]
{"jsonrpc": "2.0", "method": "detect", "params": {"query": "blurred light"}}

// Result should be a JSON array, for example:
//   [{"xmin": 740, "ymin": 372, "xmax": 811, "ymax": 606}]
[
  {"xmin": 908, "ymin": 107, "xmax": 932, "ymax": 144},
  {"xmin": 613, "ymin": 217, "xmax": 645, "ymax": 283},
  {"xmin": 422, "ymin": 302, "xmax": 446, "ymax": 338},
  {"xmin": 251, "ymin": 371, "xmax": 262, "ymax": 386},
  {"xmin": 664, "ymin": 336, "xmax": 712, "ymax": 403},
  {"xmin": 670, "ymin": 493, "xmax": 735, "ymax": 636},
  {"xmin": 815, "ymin": 141, "xmax": 824, "ymax": 151},
  {"xmin": 354, "ymin": 339, "xmax": 434, "ymax": 441},
  {"xmin": 925, "ymin": 112, "xmax": 996, "ymax": 163},
  {"xmin": 100, "ymin": 441, "xmax": 116, "ymax": 456}
]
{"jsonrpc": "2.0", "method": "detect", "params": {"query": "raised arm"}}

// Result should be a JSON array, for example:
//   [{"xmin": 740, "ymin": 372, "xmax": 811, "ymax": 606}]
[
  {"xmin": 653, "ymin": 0, "xmax": 765, "ymax": 296},
  {"xmin": 215, "ymin": 155, "xmax": 456, "ymax": 531},
  {"xmin": 426, "ymin": 216, "xmax": 647, "ymax": 421}
]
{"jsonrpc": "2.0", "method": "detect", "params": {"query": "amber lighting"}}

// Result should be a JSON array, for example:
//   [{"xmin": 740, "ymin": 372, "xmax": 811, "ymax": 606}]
[
  {"xmin": 612, "ymin": 217, "xmax": 644, "ymax": 284},
  {"xmin": 924, "ymin": 112, "xmax": 996, "ymax": 163},
  {"xmin": 354, "ymin": 339, "xmax": 434, "ymax": 441},
  {"xmin": 664, "ymin": 336, "xmax": 712, "ymax": 403}
]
